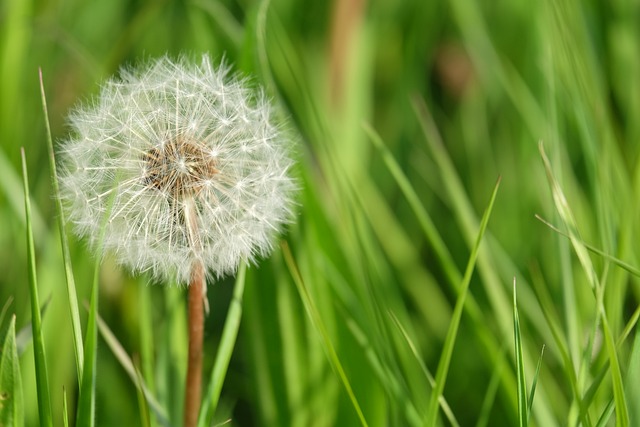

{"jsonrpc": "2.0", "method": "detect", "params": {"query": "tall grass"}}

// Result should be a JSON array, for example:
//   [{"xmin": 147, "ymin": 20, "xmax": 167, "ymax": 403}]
[{"xmin": 1, "ymin": 0, "xmax": 640, "ymax": 425}]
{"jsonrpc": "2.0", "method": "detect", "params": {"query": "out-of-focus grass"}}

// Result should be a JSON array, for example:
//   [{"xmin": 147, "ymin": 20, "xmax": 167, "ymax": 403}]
[{"xmin": 2, "ymin": 0, "xmax": 640, "ymax": 425}]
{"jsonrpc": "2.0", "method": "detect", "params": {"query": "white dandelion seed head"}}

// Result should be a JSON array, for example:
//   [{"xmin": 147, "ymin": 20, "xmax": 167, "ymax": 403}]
[{"xmin": 59, "ymin": 55, "xmax": 297, "ymax": 284}]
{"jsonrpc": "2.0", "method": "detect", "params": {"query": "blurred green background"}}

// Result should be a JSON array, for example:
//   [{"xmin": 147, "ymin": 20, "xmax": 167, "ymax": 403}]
[{"xmin": 2, "ymin": 0, "xmax": 640, "ymax": 425}]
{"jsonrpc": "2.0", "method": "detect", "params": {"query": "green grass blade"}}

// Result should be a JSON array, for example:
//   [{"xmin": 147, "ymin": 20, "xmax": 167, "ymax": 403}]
[
  {"xmin": 535, "ymin": 215, "xmax": 640, "ymax": 277},
  {"xmin": 0, "ymin": 297, "xmax": 13, "ymax": 331},
  {"xmin": 97, "ymin": 313, "xmax": 171, "ymax": 426},
  {"xmin": 601, "ymin": 321, "xmax": 629, "ymax": 427},
  {"xmin": 513, "ymin": 279, "xmax": 528, "ymax": 427},
  {"xmin": 425, "ymin": 177, "xmax": 501, "ymax": 427},
  {"xmin": 626, "ymin": 309, "xmax": 640, "ymax": 426},
  {"xmin": 595, "ymin": 399, "xmax": 615, "ymax": 427},
  {"xmin": 0, "ymin": 148, "xmax": 46, "ymax": 236},
  {"xmin": 138, "ymin": 279, "xmax": 156, "ymax": 427},
  {"xmin": 198, "ymin": 262, "xmax": 247, "ymax": 427},
  {"xmin": 530, "ymin": 266, "xmax": 590, "ymax": 426},
  {"xmin": 16, "ymin": 296, "xmax": 51, "ymax": 356},
  {"xmin": 528, "ymin": 345, "xmax": 545, "ymax": 425},
  {"xmin": 388, "ymin": 311, "xmax": 460, "ymax": 427},
  {"xmin": 39, "ymin": 68, "xmax": 84, "ymax": 379},
  {"xmin": 191, "ymin": 0, "xmax": 243, "ymax": 49},
  {"xmin": 282, "ymin": 242, "xmax": 369, "ymax": 427},
  {"xmin": 135, "ymin": 362, "xmax": 152, "ymax": 427},
  {"xmin": 342, "ymin": 311, "xmax": 422, "ymax": 426},
  {"xmin": 476, "ymin": 349, "xmax": 507, "ymax": 427},
  {"xmin": 62, "ymin": 388, "xmax": 69, "ymax": 427},
  {"xmin": 20, "ymin": 147, "xmax": 53, "ymax": 427},
  {"xmin": 76, "ymin": 260, "xmax": 99, "ymax": 426},
  {"xmin": 0, "ymin": 315, "xmax": 24, "ymax": 426},
  {"xmin": 539, "ymin": 143, "xmax": 629, "ymax": 426},
  {"xmin": 362, "ymin": 123, "xmax": 461, "ymax": 287}
]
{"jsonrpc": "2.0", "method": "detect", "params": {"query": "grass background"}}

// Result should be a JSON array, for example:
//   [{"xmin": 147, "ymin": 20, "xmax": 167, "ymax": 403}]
[{"xmin": 1, "ymin": 0, "xmax": 640, "ymax": 425}]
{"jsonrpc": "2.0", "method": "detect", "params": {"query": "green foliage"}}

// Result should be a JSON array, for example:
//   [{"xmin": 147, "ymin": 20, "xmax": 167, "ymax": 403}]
[
  {"xmin": 21, "ymin": 149, "xmax": 53, "ymax": 427},
  {"xmin": 0, "ymin": 316, "xmax": 24, "ymax": 426},
  {"xmin": 2, "ymin": 0, "xmax": 640, "ymax": 425}
]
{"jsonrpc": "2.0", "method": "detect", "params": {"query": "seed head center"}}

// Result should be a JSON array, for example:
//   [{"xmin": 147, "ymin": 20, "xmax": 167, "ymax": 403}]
[{"xmin": 143, "ymin": 137, "xmax": 218, "ymax": 199}]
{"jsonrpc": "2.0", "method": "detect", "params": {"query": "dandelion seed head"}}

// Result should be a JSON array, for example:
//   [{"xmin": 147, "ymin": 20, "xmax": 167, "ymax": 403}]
[{"xmin": 59, "ymin": 55, "xmax": 297, "ymax": 284}]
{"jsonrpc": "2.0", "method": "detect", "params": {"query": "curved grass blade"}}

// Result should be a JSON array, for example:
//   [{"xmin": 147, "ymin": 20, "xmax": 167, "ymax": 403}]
[
  {"xmin": 0, "ymin": 148, "xmax": 46, "ymax": 236},
  {"xmin": 595, "ymin": 399, "xmax": 615, "ymax": 427},
  {"xmin": 21, "ymin": 147, "xmax": 53, "ymax": 427},
  {"xmin": 476, "ymin": 348, "xmax": 507, "ymax": 427},
  {"xmin": 539, "ymin": 142, "xmax": 629, "ymax": 426},
  {"xmin": 191, "ymin": 0, "xmax": 243, "ymax": 49},
  {"xmin": 362, "ymin": 123, "xmax": 460, "ymax": 287},
  {"xmin": 529, "ymin": 266, "xmax": 591, "ymax": 426},
  {"xmin": 513, "ymin": 279, "xmax": 528, "ymax": 427},
  {"xmin": 625, "ymin": 314, "xmax": 640, "ymax": 426},
  {"xmin": 76, "ymin": 265, "xmax": 99, "ymax": 427},
  {"xmin": 97, "ymin": 313, "xmax": 171, "ymax": 427},
  {"xmin": 0, "ymin": 297, "xmax": 13, "ymax": 332},
  {"xmin": 388, "ymin": 311, "xmax": 460, "ymax": 427},
  {"xmin": 40, "ymin": 68, "xmax": 84, "ymax": 379},
  {"xmin": 425, "ymin": 177, "xmax": 501, "ymax": 427},
  {"xmin": 16, "ymin": 295, "xmax": 51, "ymax": 356},
  {"xmin": 134, "ymin": 362, "xmax": 152, "ymax": 427},
  {"xmin": 198, "ymin": 262, "xmax": 247, "ymax": 427},
  {"xmin": 282, "ymin": 242, "xmax": 369, "ymax": 427},
  {"xmin": 0, "ymin": 315, "xmax": 23, "ymax": 426},
  {"xmin": 528, "ymin": 345, "xmax": 545, "ymax": 425},
  {"xmin": 535, "ymin": 215, "xmax": 640, "ymax": 277},
  {"xmin": 62, "ymin": 387, "xmax": 69, "ymax": 427}
]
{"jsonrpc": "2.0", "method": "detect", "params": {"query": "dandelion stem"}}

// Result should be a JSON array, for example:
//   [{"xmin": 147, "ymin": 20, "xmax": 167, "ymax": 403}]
[{"xmin": 185, "ymin": 259, "xmax": 205, "ymax": 427}]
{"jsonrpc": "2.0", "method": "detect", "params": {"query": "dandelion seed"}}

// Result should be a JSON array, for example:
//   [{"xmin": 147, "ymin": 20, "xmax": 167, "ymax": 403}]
[{"xmin": 58, "ymin": 55, "xmax": 297, "ymax": 284}]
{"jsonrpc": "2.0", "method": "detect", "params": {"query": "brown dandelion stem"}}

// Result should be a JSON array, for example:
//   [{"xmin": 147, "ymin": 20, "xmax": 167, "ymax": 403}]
[
  {"xmin": 185, "ymin": 259, "xmax": 205, "ymax": 427},
  {"xmin": 184, "ymin": 199, "xmax": 205, "ymax": 427}
]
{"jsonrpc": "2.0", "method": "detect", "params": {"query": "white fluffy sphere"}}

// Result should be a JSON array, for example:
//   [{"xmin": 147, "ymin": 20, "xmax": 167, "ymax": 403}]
[{"xmin": 59, "ymin": 55, "xmax": 296, "ymax": 283}]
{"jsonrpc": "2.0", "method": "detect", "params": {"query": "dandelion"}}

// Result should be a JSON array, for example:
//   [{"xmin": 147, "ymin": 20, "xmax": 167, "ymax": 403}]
[{"xmin": 58, "ymin": 55, "xmax": 296, "ymax": 427}]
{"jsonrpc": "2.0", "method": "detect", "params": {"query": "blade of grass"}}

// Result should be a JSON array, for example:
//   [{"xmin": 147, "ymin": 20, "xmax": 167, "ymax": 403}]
[
  {"xmin": 16, "ymin": 296, "xmax": 51, "ymax": 356},
  {"xmin": 97, "ymin": 313, "xmax": 171, "ymax": 427},
  {"xmin": 341, "ymin": 310, "xmax": 422, "ymax": 426},
  {"xmin": 282, "ymin": 242, "xmax": 369, "ymax": 427},
  {"xmin": 0, "ymin": 297, "xmax": 13, "ymax": 331},
  {"xmin": 0, "ymin": 148, "xmax": 46, "ymax": 236},
  {"xmin": 76, "ymin": 263, "xmax": 99, "ymax": 426},
  {"xmin": 198, "ymin": 262, "xmax": 247, "ymax": 427},
  {"xmin": 0, "ymin": 315, "xmax": 23, "ymax": 426},
  {"xmin": 388, "ymin": 311, "xmax": 460, "ymax": 427},
  {"xmin": 476, "ymin": 347, "xmax": 507, "ymax": 427},
  {"xmin": 191, "ymin": 0, "xmax": 243, "ymax": 49},
  {"xmin": 62, "ymin": 388, "xmax": 69, "ymax": 427},
  {"xmin": 425, "ymin": 177, "xmax": 500, "ymax": 427},
  {"xmin": 539, "ymin": 142, "xmax": 629, "ymax": 426},
  {"xmin": 529, "ymin": 264, "xmax": 589, "ymax": 425},
  {"xmin": 513, "ymin": 279, "xmax": 528, "ymax": 427},
  {"xmin": 624, "ymin": 311, "xmax": 640, "ymax": 426},
  {"xmin": 535, "ymin": 215, "xmax": 640, "ymax": 277},
  {"xmin": 138, "ymin": 278, "xmax": 156, "ymax": 427},
  {"xmin": 39, "ymin": 68, "xmax": 84, "ymax": 379},
  {"xmin": 595, "ymin": 399, "xmax": 615, "ymax": 427},
  {"xmin": 21, "ymin": 147, "xmax": 53, "ymax": 427},
  {"xmin": 362, "ymin": 122, "xmax": 460, "ymax": 287},
  {"xmin": 528, "ymin": 344, "xmax": 545, "ymax": 425},
  {"xmin": 134, "ymin": 361, "xmax": 152, "ymax": 427}
]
